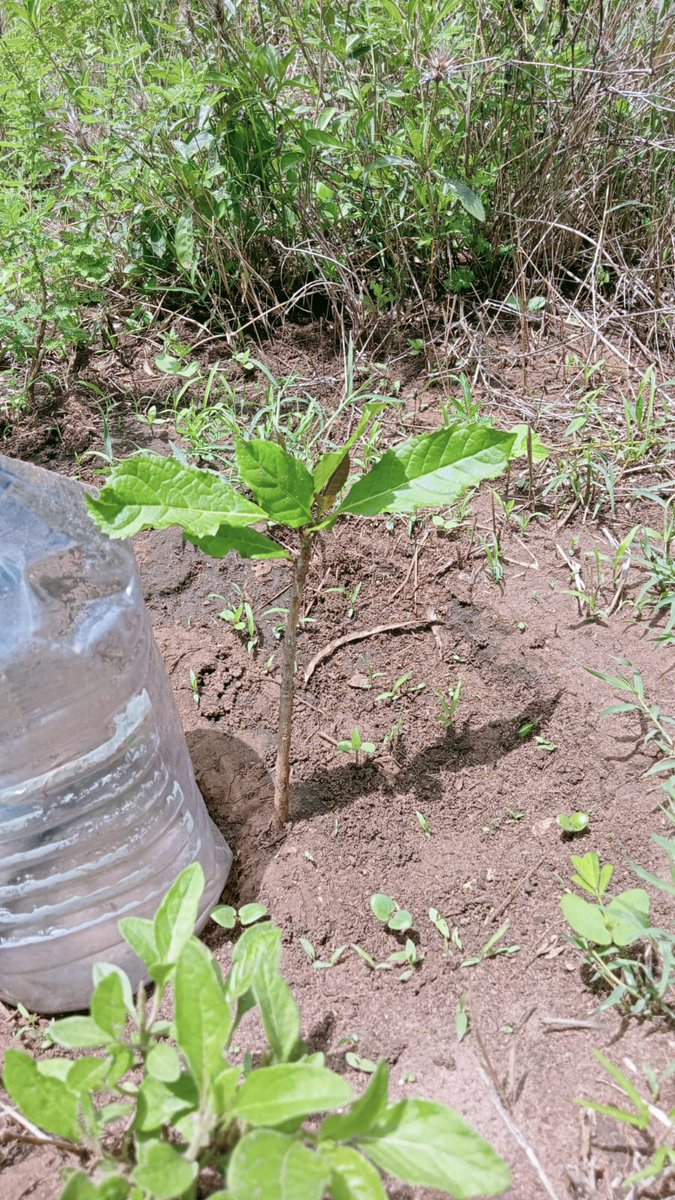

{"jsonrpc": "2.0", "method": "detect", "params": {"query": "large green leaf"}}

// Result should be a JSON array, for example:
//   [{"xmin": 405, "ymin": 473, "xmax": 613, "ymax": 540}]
[
  {"xmin": 361, "ymin": 1099, "xmax": 511, "ymax": 1197},
  {"xmin": 154, "ymin": 863, "xmax": 204, "ymax": 965},
  {"xmin": 91, "ymin": 971, "xmax": 128, "ymax": 1040},
  {"xmin": 188, "ymin": 524, "xmax": 289, "ymax": 559},
  {"xmin": 134, "ymin": 1073, "xmax": 199, "ymax": 1133},
  {"xmin": 49, "ymin": 1016, "xmax": 114, "ymax": 1049},
  {"xmin": 133, "ymin": 1140, "xmax": 198, "ymax": 1199},
  {"xmin": 326, "ymin": 1146, "xmax": 388, "ymax": 1199},
  {"xmin": 236, "ymin": 440, "xmax": 315, "ymax": 528},
  {"xmin": 174, "ymin": 938, "xmax": 233, "ymax": 1096},
  {"xmin": 226, "ymin": 922, "xmax": 283, "ymax": 1001},
  {"xmin": 252, "ymin": 959, "xmax": 303, "ymax": 1063},
  {"xmin": 3, "ymin": 1049, "xmax": 81, "ymax": 1141},
  {"xmin": 319, "ymin": 1060, "xmax": 389, "ymax": 1142},
  {"xmin": 228, "ymin": 1130, "xmax": 330, "ymax": 1200},
  {"xmin": 561, "ymin": 893, "xmax": 612, "ymax": 945},
  {"xmin": 174, "ymin": 210, "xmax": 195, "ymax": 270},
  {"xmin": 118, "ymin": 916, "xmax": 158, "ymax": 971},
  {"xmin": 87, "ymin": 454, "xmax": 264, "ymax": 539},
  {"xmin": 338, "ymin": 425, "xmax": 516, "ymax": 516},
  {"xmin": 606, "ymin": 889, "xmax": 651, "ymax": 946},
  {"xmin": 232, "ymin": 1063, "xmax": 353, "ymax": 1127},
  {"xmin": 446, "ymin": 178, "xmax": 485, "ymax": 221}
]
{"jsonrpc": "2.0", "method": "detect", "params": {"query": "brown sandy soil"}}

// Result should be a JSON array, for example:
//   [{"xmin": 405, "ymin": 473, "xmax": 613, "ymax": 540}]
[{"xmin": 1, "ymin": 326, "xmax": 674, "ymax": 1200}]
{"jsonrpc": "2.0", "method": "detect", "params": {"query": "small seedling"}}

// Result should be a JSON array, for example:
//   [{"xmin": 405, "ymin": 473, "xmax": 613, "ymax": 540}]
[
  {"xmin": 434, "ymin": 679, "xmax": 463, "ymax": 729},
  {"xmin": 518, "ymin": 719, "xmax": 540, "ymax": 739},
  {"xmin": 351, "ymin": 944, "xmax": 394, "ymax": 971},
  {"xmin": 211, "ymin": 902, "xmax": 269, "ymax": 929},
  {"xmin": 337, "ymin": 727, "xmax": 376, "ymax": 765},
  {"xmin": 461, "ymin": 922, "xmax": 520, "ymax": 967},
  {"xmin": 189, "ymin": 668, "xmax": 200, "ymax": 706},
  {"xmin": 345, "ymin": 1052, "xmax": 378, "ymax": 1074},
  {"xmin": 376, "ymin": 671, "xmax": 425, "ymax": 705},
  {"xmin": 389, "ymin": 938, "xmax": 424, "ymax": 979},
  {"xmin": 416, "ymin": 811, "xmax": 431, "ymax": 837},
  {"xmin": 428, "ymin": 908, "xmax": 451, "ymax": 955},
  {"xmin": 370, "ymin": 893, "xmax": 414, "ymax": 933},
  {"xmin": 212, "ymin": 593, "xmax": 258, "ymax": 654},
  {"xmin": 557, "ymin": 812, "xmax": 590, "ymax": 836},
  {"xmin": 326, "ymin": 580, "xmax": 363, "ymax": 619},
  {"xmin": 455, "ymin": 994, "xmax": 470, "ymax": 1043},
  {"xmin": 535, "ymin": 735, "xmax": 557, "ymax": 751},
  {"xmin": 299, "ymin": 938, "xmax": 348, "ymax": 970},
  {"xmin": 382, "ymin": 716, "xmax": 405, "ymax": 750}
]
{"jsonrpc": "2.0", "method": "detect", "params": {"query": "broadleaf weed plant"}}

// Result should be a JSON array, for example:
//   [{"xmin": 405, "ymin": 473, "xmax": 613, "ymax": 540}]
[{"xmin": 1, "ymin": 865, "xmax": 511, "ymax": 1200}]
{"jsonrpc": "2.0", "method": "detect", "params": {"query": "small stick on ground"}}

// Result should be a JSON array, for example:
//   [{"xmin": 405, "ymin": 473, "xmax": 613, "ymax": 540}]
[
  {"xmin": 303, "ymin": 616, "xmax": 438, "ymax": 685},
  {"xmin": 483, "ymin": 855, "xmax": 546, "ymax": 925}
]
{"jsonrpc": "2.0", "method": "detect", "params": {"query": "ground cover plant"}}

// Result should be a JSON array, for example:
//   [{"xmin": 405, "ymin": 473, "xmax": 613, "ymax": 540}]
[{"xmin": 1, "ymin": 865, "xmax": 511, "ymax": 1200}]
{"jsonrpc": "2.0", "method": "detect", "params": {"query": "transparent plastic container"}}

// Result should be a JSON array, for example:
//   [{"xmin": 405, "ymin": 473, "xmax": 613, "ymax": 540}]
[{"xmin": 0, "ymin": 453, "xmax": 232, "ymax": 1012}]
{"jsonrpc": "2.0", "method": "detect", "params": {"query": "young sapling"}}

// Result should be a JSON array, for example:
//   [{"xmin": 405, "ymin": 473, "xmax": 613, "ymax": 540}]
[{"xmin": 88, "ymin": 414, "xmax": 519, "ymax": 825}]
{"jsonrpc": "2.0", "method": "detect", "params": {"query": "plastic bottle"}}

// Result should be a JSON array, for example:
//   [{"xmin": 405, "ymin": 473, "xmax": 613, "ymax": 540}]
[{"xmin": 0, "ymin": 453, "xmax": 232, "ymax": 1013}]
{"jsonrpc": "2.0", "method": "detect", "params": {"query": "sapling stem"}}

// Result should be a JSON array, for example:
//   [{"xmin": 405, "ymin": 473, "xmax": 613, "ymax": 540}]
[{"xmin": 274, "ymin": 530, "xmax": 314, "ymax": 825}]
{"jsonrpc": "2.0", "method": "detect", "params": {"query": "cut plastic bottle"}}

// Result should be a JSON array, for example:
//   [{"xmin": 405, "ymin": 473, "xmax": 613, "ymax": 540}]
[{"xmin": 0, "ymin": 454, "xmax": 232, "ymax": 1012}]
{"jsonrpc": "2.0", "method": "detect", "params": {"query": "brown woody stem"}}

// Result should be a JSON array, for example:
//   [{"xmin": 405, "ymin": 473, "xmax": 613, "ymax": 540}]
[{"xmin": 274, "ymin": 530, "xmax": 313, "ymax": 825}]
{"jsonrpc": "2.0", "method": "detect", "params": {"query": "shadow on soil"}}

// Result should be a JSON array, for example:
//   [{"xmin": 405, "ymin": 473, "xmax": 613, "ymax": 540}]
[{"xmin": 294, "ymin": 688, "xmax": 563, "ymax": 818}]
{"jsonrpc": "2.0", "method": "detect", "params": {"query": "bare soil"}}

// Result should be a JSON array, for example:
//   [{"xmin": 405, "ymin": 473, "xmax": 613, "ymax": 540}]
[{"xmin": 1, "ymin": 326, "xmax": 674, "ymax": 1200}]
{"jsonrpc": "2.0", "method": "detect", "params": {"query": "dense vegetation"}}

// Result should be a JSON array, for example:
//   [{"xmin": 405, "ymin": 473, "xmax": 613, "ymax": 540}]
[{"xmin": 1, "ymin": 0, "xmax": 674, "ymax": 405}]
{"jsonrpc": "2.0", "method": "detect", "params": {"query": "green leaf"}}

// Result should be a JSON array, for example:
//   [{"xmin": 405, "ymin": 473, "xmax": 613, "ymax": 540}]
[
  {"xmin": 319, "ymin": 1060, "xmax": 389, "ymax": 1142},
  {"xmin": 388, "ymin": 910, "xmax": 413, "ymax": 933},
  {"xmin": 91, "ymin": 972, "xmax": 128, "ymax": 1039},
  {"xmin": 3, "ymin": 1050, "xmax": 81, "ymax": 1141},
  {"xmin": 236, "ymin": 440, "xmax": 314, "ymax": 528},
  {"xmin": 211, "ymin": 904, "xmax": 237, "ymax": 929},
  {"xmin": 509, "ymin": 424, "xmax": 550, "ymax": 463},
  {"xmin": 232, "ymin": 1063, "xmax": 353, "ymax": 1127},
  {"xmin": 445, "ymin": 178, "xmax": 485, "ymax": 221},
  {"xmin": 154, "ymin": 863, "xmax": 205, "ymax": 965},
  {"xmin": 119, "ymin": 916, "xmax": 158, "ymax": 969},
  {"xmin": 361, "ymin": 1099, "xmax": 511, "ymax": 1196},
  {"xmin": 606, "ymin": 889, "xmax": 651, "ymax": 946},
  {"xmin": 92, "ymin": 964, "xmax": 134, "ymax": 1015},
  {"xmin": 239, "ymin": 903, "xmax": 269, "ymax": 926},
  {"xmin": 314, "ymin": 451, "xmax": 351, "ymax": 501},
  {"xmin": 303, "ymin": 127, "xmax": 342, "ymax": 148},
  {"xmin": 338, "ymin": 425, "xmax": 516, "ymax": 516},
  {"xmin": 228, "ymin": 1130, "xmax": 330, "ymax": 1200},
  {"xmin": 146, "ymin": 1043, "xmax": 182, "ymax": 1083},
  {"xmin": 175, "ymin": 937, "xmax": 232, "ymax": 1094},
  {"xmin": 227, "ymin": 922, "xmax": 283, "ymax": 999},
  {"xmin": 252, "ymin": 959, "xmax": 302, "ymax": 1063},
  {"xmin": 68, "ymin": 1055, "xmax": 123, "ymax": 1095},
  {"xmin": 326, "ymin": 1146, "xmax": 388, "ymax": 1200},
  {"xmin": 134, "ymin": 1073, "xmax": 199, "ymax": 1133},
  {"xmin": 49, "ymin": 1016, "xmax": 114, "ymax": 1049},
  {"xmin": 174, "ymin": 210, "xmax": 195, "ymax": 270},
  {"xmin": 133, "ymin": 1140, "xmax": 198, "ymax": 1199},
  {"xmin": 370, "ymin": 894, "xmax": 397, "ymax": 923},
  {"xmin": 87, "ymin": 454, "xmax": 264, "ymax": 540},
  {"xmin": 61, "ymin": 1174, "xmax": 98, "ymax": 1200},
  {"xmin": 561, "ymin": 893, "xmax": 612, "ymax": 945},
  {"xmin": 188, "ymin": 524, "xmax": 289, "ymax": 560}
]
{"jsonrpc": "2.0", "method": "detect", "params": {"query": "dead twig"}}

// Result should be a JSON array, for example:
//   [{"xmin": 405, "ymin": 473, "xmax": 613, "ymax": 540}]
[
  {"xmin": 303, "ymin": 617, "xmax": 438, "ymax": 685},
  {"xmin": 483, "ymin": 855, "xmax": 546, "ymax": 925}
]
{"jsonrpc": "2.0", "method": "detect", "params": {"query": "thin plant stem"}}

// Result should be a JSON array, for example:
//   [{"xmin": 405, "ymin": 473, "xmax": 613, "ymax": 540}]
[{"xmin": 274, "ymin": 531, "xmax": 314, "ymax": 825}]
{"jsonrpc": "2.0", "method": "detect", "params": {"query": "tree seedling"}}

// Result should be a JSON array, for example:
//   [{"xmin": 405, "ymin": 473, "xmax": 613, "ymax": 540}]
[
  {"xmin": 557, "ymin": 812, "xmax": 590, "ymax": 836},
  {"xmin": 337, "ymin": 727, "xmax": 376, "ymax": 765},
  {"xmin": 434, "ymin": 679, "xmax": 463, "ymax": 728},
  {"xmin": 326, "ymin": 580, "xmax": 363, "ymax": 619},
  {"xmin": 461, "ymin": 922, "xmax": 520, "ymax": 967},
  {"xmin": 370, "ymin": 893, "xmax": 414, "ymax": 933},
  {"xmin": 89, "ymin": 416, "xmax": 518, "ymax": 825}
]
